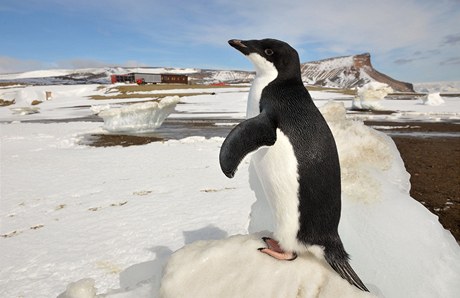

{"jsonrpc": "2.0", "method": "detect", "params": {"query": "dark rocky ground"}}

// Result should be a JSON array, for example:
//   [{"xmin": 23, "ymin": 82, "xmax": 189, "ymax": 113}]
[
  {"xmin": 392, "ymin": 135, "xmax": 459, "ymax": 242},
  {"xmin": 366, "ymin": 121, "xmax": 460, "ymax": 242}
]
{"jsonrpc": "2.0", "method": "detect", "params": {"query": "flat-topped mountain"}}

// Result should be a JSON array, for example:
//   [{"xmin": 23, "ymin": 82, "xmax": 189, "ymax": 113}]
[{"xmin": 300, "ymin": 53, "xmax": 414, "ymax": 92}]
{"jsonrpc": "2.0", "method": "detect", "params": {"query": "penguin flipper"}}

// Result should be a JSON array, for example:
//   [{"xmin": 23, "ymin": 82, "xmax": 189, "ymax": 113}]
[
  {"xmin": 327, "ymin": 259, "xmax": 369, "ymax": 292},
  {"xmin": 219, "ymin": 111, "xmax": 276, "ymax": 178}
]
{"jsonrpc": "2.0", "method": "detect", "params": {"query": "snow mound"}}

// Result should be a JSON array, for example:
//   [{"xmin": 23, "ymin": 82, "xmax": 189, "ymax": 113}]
[
  {"xmin": 160, "ymin": 233, "xmax": 376, "ymax": 298},
  {"xmin": 353, "ymin": 82, "xmax": 393, "ymax": 110},
  {"xmin": 1, "ymin": 87, "xmax": 48, "ymax": 106},
  {"xmin": 421, "ymin": 93, "xmax": 445, "ymax": 106},
  {"xmin": 57, "ymin": 278, "xmax": 97, "ymax": 298},
  {"xmin": 98, "ymin": 96, "xmax": 180, "ymax": 133},
  {"xmin": 320, "ymin": 101, "xmax": 398, "ymax": 202}
]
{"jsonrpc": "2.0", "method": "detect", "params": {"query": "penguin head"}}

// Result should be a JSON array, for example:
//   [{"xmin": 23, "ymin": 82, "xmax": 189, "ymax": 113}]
[{"xmin": 228, "ymin": 38, "xmax": 301, "ymax": 81}]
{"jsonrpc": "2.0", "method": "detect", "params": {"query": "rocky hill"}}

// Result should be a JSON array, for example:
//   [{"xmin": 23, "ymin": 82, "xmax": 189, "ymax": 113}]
[
  {"xmin": 300, "ymin": 53, "xmax": 414, "ymax": 92},
  {"xmin": 0, "ymin": 53, "xmax": 414, "ymax": 92}
]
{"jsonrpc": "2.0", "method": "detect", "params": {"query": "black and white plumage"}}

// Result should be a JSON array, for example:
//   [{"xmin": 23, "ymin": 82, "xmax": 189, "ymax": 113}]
[{"xmin": 219, "ymin": 38, "xmax": 369, "ymax": 292}]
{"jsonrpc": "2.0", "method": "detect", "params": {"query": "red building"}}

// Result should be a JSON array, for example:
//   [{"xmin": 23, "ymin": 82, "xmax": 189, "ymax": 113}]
[{"xmin": 110, "ymin": 73, "xmax": 188, "ymax": 84}]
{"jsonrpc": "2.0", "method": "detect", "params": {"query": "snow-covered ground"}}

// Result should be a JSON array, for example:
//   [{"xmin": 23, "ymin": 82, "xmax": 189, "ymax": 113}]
[{"xmin": 1, "ymin": 83, "xmax": 459, "ymax": 298}]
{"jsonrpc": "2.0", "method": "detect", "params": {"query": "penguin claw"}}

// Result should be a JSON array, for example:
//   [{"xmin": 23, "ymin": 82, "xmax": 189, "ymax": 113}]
[
  {"xmin": 262, "ymin": 237, "xmax": 284, "ymax": 253},
  {"xmin": 259, "ymin": 237, "xmax": 297, "ymax": 261},
  {"xmin": 259, "ymin": 247, "xmax": 298, "ymax": 261}
]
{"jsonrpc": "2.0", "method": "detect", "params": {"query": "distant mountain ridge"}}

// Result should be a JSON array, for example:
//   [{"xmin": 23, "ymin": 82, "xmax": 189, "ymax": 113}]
[{"xmin": 0, "ymin": 53, "xmax": 414, "ymax": 92}]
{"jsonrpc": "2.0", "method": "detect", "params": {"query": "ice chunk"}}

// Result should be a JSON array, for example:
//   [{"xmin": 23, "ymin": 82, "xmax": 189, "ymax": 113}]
[
  {"xmin": 353, "ymin": 82, "xmax": 393, "ymax": 110},
  {"xmin": 9, "ymin": 106, "xmax": 40, "ymax": 115},
  {"xmin": 421, "ymin": 92, "xmax": 445, "ymax": 106},
  {"xmin": 99, "ymin": 96, "xmax": 180, "ymax": 133},
  {"xmin": 90, "ymin": 104, "xmax": 112, "ymax": 114}
]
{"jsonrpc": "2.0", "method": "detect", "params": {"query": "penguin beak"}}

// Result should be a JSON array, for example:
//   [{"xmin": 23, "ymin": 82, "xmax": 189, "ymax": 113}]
[{"xmin": 228, "ymin": 39, "xmax": 251, "ymax": 55}]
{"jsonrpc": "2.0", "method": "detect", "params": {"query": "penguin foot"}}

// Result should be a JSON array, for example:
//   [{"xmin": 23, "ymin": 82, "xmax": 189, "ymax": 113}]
[{"xmin": 258, "ymin": 237, "xmax": 297, "ymax": 261}]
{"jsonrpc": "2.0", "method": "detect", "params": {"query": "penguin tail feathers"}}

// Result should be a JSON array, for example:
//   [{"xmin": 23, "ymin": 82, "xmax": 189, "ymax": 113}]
[{"xmin": 327, "ymin": 258, "xmax": 369, "ymax": 292}]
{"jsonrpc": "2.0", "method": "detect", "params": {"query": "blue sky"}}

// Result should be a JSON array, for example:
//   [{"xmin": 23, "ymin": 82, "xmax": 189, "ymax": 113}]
[{"xmin": 1, "ymin": 0, "xmax": 459, "ymax": 82}]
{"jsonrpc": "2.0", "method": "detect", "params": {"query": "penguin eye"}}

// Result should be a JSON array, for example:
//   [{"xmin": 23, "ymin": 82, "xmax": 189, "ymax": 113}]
[{"xmin": 264, "ymin": 49, "xmax": 274, "ymax": 56}]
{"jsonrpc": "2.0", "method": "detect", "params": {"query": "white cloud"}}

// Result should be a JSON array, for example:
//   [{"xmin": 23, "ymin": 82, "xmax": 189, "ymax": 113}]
[
  {"xmin": 179, "ymin": 0, "xmax": 460, "ymax": 81},
  {"xmin": 16, "ymin": 0, "xmax": 458, "ymax": 57},
  {"xmin": 186, "ymin": 0, "xmax": 455, "ymax": 53}
]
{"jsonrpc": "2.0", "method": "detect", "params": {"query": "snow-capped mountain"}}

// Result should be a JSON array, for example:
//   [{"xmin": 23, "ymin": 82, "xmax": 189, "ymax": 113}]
[
  {"xmin": 0, "ymin": 54, "xmax": 415, "ymax": 92},
  {"xmin": 301, "ymin": 53, "xmax": 414, "ymax": 92}
]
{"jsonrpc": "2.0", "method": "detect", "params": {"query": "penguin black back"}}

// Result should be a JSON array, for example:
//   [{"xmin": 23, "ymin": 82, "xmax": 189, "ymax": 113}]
[{"xmin": 260, "ymin": 74, "xmax": 343, "ymax": 248}]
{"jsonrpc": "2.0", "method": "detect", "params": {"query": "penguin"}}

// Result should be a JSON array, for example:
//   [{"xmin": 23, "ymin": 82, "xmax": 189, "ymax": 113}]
[{"xmin": 220, "ymin": 38, "xmax": 369, "ymax": 292}]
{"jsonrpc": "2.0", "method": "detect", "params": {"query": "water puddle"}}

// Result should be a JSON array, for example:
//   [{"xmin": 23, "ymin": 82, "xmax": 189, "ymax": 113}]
[{"xmin": 384, "ymin": 131, "xmax": 460, "ymax": 138}]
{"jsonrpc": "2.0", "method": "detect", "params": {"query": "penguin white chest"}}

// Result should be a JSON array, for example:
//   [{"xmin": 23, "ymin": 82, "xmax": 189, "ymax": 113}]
[
  {"xmin": 253, "ymin": 129, "xmax": 304, "ymax": 252},
  {"xmin": 246, "ymin": 53, "xmax": 278, "ymax": 118},
  {"xmin": 245, "ymin": 53, "xmax": 304, "ymax": 251}
]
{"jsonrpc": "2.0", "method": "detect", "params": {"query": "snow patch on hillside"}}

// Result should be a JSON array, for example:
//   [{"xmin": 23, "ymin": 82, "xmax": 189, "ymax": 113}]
[
  {"xmin": 301, "ymin": 55, "xmax": 361, "ymax": 88},
  {"xmin": 316, "ymin": 56, "xmax": 355, "ymax": 71}
]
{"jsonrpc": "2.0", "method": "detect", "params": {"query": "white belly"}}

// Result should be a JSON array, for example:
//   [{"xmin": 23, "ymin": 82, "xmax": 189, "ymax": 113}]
[
  {"xmin": 252, "ymin": 129, "xmax": 305, "ymax": 252},
  {"xmin": 246, "ymin": 53, "xmax": 278, "ymax": 118}
]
